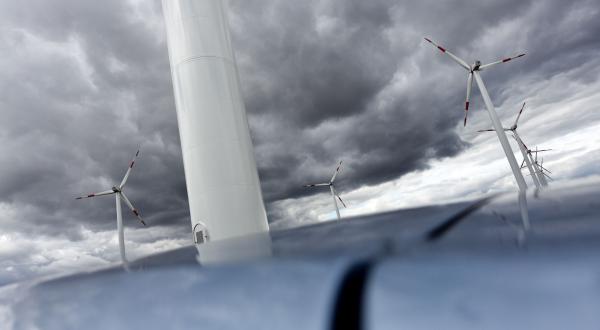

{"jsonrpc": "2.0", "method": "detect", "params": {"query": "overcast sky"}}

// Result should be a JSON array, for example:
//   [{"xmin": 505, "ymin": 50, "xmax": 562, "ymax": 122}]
[{"xmin": 1, "ymin": 0, "xmax": 599, "ymax": 285}]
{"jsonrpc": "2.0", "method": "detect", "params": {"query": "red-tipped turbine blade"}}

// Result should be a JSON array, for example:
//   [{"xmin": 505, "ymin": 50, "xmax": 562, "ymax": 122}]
[
  {"xmin": 479, "ymin": 54, "xmax": 526, "ymax": 70},
  {"xmin": 330, "ymin": 161, "xmax": 343, "ymax": 183},
  {"xmin": 304, "ymin": 183, "xmax": 329, "ymax": 188},
  {"xmin": 513, "ymin": 102, "xmax": 526, "ymax": 127},
  {"xmin": 119, "ymin": 192, "xmax": 146, "ymax": 226},
  {"xmin": 333, "ymin": 187, "xmax": 347, "ymax": 208},
  {"xmin": 75, "ymin": 189, "xmax": 115, "ymax": 200},
  {"xmin": 119, "ymin": 149, "xmax": 141, "ymax": 189},
  {"xmin": 464, "ymin": 72, "xmax": 473, "ymax": 126},
  {"xmin": 423, "ymin": 37, "xmax": 470, "ymax": 71},
  {"xmin": 337, "ymin": 195, "xmax": 347, "ymax": 208}
]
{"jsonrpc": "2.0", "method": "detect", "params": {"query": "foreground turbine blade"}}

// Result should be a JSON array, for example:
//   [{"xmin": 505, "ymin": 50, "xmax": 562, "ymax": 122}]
[
  {"xmin": 464, "ymin": 72, "xmax": 473, "ymax": 126},
  {"xmin": 330, "ymin": 161, "xmax": 343, "ymax": 183},
  {"xmin": 120, "ymin": 150, "xmax": 140, "ymax": 188},
  {"xmin": 514, "ymin": 102, "xmax": 526, "ymax": 127},
  {"xmin": 76, "ymin": 190, "xmax": 115, "ymax": 200},
  {"xmin": 119, "ymin": 192, "xmax": 146, "ymax": 226},
  {"xmin": 423, "ymin": 38, "xmax": 470, "ymax": 70},
  {"xmin": 478, "ymin": 54, "xmax": 526, "ymax": 70}
]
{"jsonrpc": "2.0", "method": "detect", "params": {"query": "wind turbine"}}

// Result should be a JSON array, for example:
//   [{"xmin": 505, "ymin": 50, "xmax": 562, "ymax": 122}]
[
  {"xmin": 536, "ymin": 157, "xmax": 553, "ymax": 182},
  {"xmin": 424, "ymin": 37, "xmax": 528, "ymax": 192},
  {"xmin": 478, "ymin": 102, "xmax": 541, "ymax": 189},
  {"xmin": 76, "ymin": 150, "xmax": 146, "ymax": 266},
  {"xmin": 525, "ymin": 147, "xmax": 553, "ymax": 186},
  {"xmin": 303, "ymin": 161, "xmax": 347, "ymax": 221}
]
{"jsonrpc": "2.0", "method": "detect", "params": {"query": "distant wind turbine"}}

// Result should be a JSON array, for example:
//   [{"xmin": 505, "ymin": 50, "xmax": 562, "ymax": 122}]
[
  {"xmin": 524, "ymin": 147, "xmax": 553, "ymax": 186},
  {"xmin": 478, "ymin": 102, "xmax": 541, "ymax": 189},
  {"xmin": 304, "ymin": 161, "xmax": 347, "ymax": 221},
  {"xmin": 537, "ymin": 157, "xmax": 553, "ymax": 182},
  {"xmin": 424, "ymin": 37, "xmax": 528, "ymax": 192},
  {"xmin": 76, "ymin": 150, "xmax": 146, "ymax": 266}
]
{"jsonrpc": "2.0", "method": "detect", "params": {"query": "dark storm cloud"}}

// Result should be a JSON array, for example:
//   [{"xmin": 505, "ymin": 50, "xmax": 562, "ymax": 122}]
[
  {"xmin": 0, "ymin": 0, "xmax": 599, "ymax": 240},
  {"xmin": 0, "ymin": 0, "xmax": 188, "ymax": 238}
]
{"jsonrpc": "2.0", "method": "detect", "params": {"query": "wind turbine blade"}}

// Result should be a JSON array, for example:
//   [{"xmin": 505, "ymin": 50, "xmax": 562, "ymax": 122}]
[
  {"xmin": 336, "ymin": 195, "xmax": 347, "ymax": 208},
  {"xmin": 514, "ymin": 102, "xmax": 526, "ymax": 127},
  {"xmin": 423, "ymin": 38, "xmax": 470, "ymax": 71},
  {"xmin": 303, "ymin": 183, "xmax": 329, "ymax": 188},
  {"xmin": 477, "ymin": 129, "xmax": 496, "ymax": 133},
  {"xmin": 333, "ymin": 187, "xmax": 347, "ymax": 208},
  {"xmin": 520, "ymin": 158, "xmax": 526, "ymax": 169},
  {"xmin": 330, "ymin": 161, "xmax": 343, "ymax": 183},
  {"xmin": 119, "ymin": 150, "xmax": 140, "ymax": 188},
  {"xmin": 478, "ymin": 53, "xmax": 526, "ymax": 70},
  {"xmin": 119, "ymin": 192, "xmax": 146, "ymax": 226},
  {"xmin": 76, "ymin": 189, "xmax": 115, "ymax": 200},
  {"xmin": 518, "ymin": 136, "xmax": 529, "ymax": 150},
  {"xmin": 534, "ymin": 149, "xmax": 553, "ymax": 153},
  {"xmin": 464, "ymin": 72, "xmax": 473, "ymax": 126}
]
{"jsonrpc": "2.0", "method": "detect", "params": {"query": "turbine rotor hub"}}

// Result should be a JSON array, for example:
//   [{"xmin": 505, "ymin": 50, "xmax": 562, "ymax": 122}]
[{"xmin": 112, "ymin": 186, "xmax": 121, "ymax": 193}]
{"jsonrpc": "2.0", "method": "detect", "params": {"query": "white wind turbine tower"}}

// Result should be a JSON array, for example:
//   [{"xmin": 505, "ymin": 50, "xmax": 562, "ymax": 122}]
[
  {"xmin": 304, "ymin": 161, "xmax": 347, "ymax": 221},
  {"xmin": 478, "ymin": 102, "xmax": 542, "ymax": 189},
  {"xmin": 424, "ymin": 37, "xmax": 528, "ymax": 192},
  {"xmin": 76, "ymin": 150, "xmax": 146, "ymax": 266}
]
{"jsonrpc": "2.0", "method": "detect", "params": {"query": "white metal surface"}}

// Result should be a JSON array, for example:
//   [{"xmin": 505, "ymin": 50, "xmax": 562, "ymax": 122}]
[
  {"xmin": 473, "ymin": 71, "xmax": 528, "ymax": 192},
  {"xmin": 162, "ymin": 0, "xmax": 269, "ymax": 241}
]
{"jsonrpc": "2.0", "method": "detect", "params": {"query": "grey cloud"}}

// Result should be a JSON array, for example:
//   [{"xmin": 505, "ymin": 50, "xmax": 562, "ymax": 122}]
[{"xmin": 0, "ymin": 0, "xmax": 599, "ymax": 242}]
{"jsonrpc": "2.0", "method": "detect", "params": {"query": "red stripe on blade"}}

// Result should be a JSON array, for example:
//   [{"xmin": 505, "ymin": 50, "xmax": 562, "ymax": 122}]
[
  {"xmin": 129, "ymin": 161, "xmax": 135, "ymax": 168},
  {"xmin": 465, "ymin": 101, "xmax": 469, "ymax": 110},
  {"xmin": 87, "ymin": 194, "xmax": 95, "ymax": 197},
  {"xmin": 437, "ymin": 46, "xmax": 446, "ymax": 52}
]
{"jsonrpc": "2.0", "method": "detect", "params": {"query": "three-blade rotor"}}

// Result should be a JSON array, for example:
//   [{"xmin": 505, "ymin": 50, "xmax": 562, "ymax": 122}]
[
  {"xmin": 303, "ymin": 161, "xmax": 347, "ymax": 211},
  {"xmin": 424, "ymin": 37, "xmax": 526, "ymax": 127},
  {"xmin": 478, "ymin": 102, "xmax": 528, "ymax": 134},
  {"xmin": 76, "ymin": 150, "xmax": 146, "ymax": 226}
]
